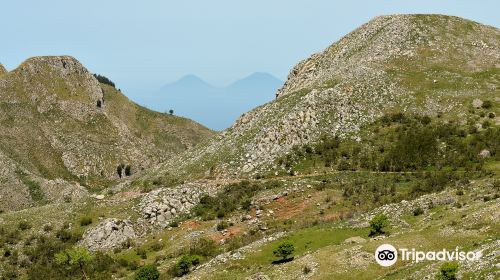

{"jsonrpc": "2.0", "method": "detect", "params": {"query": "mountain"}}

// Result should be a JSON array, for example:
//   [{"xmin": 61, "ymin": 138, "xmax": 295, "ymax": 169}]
[
  {"xmin": 0, "ymin": 56, "xmax": 215, "ymax": 211},
  {"xmin": 147, "ymin": 14, "xmax": 499, "ymax": 181},
  {"xmin": 160, "ymin": 74, "xmax": 216, "ymax": 94},
  {"xmin": 141, "ymin": 73, "xmax": 283, "ymax": 130},
  {"xmin": 0, "ymin": 15, "xmax": 499, "ymax": 280}
]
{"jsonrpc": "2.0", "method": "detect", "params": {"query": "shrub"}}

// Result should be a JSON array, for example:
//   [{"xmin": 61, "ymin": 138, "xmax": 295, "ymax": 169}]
[
  {"xmin": 121, "ymin": 238, "xmax": 135, "ymax": 249},
  {"xmin": 80, "ymin": 217, "xmax": 93, "ymax": 226},
  {"xmin": 18, "ymin": 221, "xmax": 32, "ymax": 231},
  {"xmin": 56, "ymin": 229, "xmax": 73, "ymax": 242},
  {"xmin": 118, "ymin": 258, "xmax": 129, "ymax": 267},
  {"xmin": 188, "ymin": 238, "xmax": 218, "ymax": 257},
  {"xmin": 216, "ymin": 221, "xmax": 229, "ymax": 231},
  {"xmin": 93, "ymin": 74, "xmax": 116, "ymax": 88},
  {"xmin": 43, "ymin": 224, "xmax": 53, "ymax": 232},
  {"xmin": 481, "ymin": 100, "xmax": 492, "ymax": 109},
  {"xmin": 135, "ymin": 264, "xmax": 160, "ymax": 280},
  {"xmin": 369, "ymin": 214, "xmax": 389, "ymax": 236},
  {"xmin": 436, "ymin": 261, "xmax": 459, "ymax": 280},
  {"xmin": 413, "ymin": 207, "xmax": 424, "ymax": 216},
  {"xmin": 192, "ymin": 181, "xmax": 260, "ymax": 220},
  {"xmin": 169, "ymin": 220, "xmax": 179, "ymax": 228},
  {"xmin": 150, "ymin": 241, "xmax": 163, "ymax": 252},
  {"xmin": 170, "ymin": 255, "xmax": 201, "ymax": 277},
  {"xmin": 273, "ymin": 241, "xmax": 295, "ymax": 261},
  {"xmin": 135, "ymin": 247, "xmax": 147, "ymax": 259}
]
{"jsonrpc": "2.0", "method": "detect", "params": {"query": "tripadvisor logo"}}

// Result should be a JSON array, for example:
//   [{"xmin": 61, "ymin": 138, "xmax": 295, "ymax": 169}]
[
  {"xmin": 374, "ymin": 244, "xmax": 481, "ymax": 267},
  {"xmin": 375, "ymin": 244, "xmax": 398, "ymax": 267}
]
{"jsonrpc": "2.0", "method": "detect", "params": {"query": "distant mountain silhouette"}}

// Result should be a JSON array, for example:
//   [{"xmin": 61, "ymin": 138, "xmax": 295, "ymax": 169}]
[
  {"xmin": 142, "ymin": 73, "xmax": 283, "ymax": 130},
  {"xmin": 160, "ymin": 74, "xmax": 216, "ymax": 93}
]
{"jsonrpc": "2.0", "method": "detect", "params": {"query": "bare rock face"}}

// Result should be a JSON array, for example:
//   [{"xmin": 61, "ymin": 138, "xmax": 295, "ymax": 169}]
[
  {"xmin": 81, "ymin": 218, "xmax": 136, "ymax": 251},
  {"xmin": 139, "ymin": 182, "xmax": 219, "ymax": 228}
]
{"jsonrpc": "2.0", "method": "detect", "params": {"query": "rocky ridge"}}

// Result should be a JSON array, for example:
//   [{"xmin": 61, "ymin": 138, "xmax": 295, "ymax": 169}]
[{"xmin": 148, "ymin": 14, "xmax": 499, "ymax": 181}]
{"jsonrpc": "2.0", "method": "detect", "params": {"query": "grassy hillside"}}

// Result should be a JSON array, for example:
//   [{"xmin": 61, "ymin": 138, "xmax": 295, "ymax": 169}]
[{"xmin": 0, "ymin": 56, "xmax": 215, "ymax": 211}]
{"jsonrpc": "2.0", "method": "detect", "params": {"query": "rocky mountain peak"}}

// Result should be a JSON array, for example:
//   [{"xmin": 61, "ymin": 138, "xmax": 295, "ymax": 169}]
[
  {"xmin": 16, "ymin": 55, "xmax": 90, "ymax": 76},
  {"xmin": 152, "ymin": 14, "xmax": 499, "ymax": 179},
  {"xmin": 5, "ymin": 56, "xmax": 103, "ymax": 117},
  {"xmin": 276, "ymin": 14, "xmax": 499, "ymax": 98}
]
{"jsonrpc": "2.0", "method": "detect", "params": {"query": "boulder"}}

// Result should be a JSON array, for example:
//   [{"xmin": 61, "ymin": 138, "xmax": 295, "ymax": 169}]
[
  {"xmin": 81, "ymin": 218, "xmax": 136, "ymax": 251},
  {"xmin": 343, "ymin": 236, "xmax": 367, "ymax": 244},
  {"xmin": 472, "ymin": 98, "xmax": 483, "ymax": 109},
  {"xmin": 479, "ymin": 149, "xmax": 491, "ymax": 158}
]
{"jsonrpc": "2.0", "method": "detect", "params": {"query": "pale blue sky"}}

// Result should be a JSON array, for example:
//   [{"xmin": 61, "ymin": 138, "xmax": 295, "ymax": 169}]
[{"xmin": 1, "ymin": 0, "xmax": 499, "ymax": 98}]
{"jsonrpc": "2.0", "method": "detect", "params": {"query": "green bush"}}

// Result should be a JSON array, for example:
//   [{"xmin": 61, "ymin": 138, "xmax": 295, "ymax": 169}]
[
  {"xmin": 150, "ymin": 241, "xmax": 164, "ymax": 252},
  {"xmin": 413, "ymin": 207, "xmax": 424, "ymax": 216},
  {"xmin": 369, "ymin": 214, "xmax": 389, "ymax": 236},
  {"xmin": 135, "ymin": 264, "xmax": 160, "ymax": 280},
  {"xmin": 18, "ymin": 221, "xmax": 32, "ymax": 231},
  {"xmin": 273, "ymin": 241, "xmax": 295, "ymax": 261},
  {"xmin": 216, "ymin": 221, "xmax": 229, "ymax": 231},
  {"xmin": 192, "ymin": 181, "xmax": 260, "ymax": 220},
  {"xmin": 93, "ymin": 74, "xmax": 116, "ymax": 88},
  {"xmin": 169, "ymin": 220, "xmax": 179, "ymax": 228},
  {"xmin": 135, "ymin": 247, "xmax": 147, "ymax": 259},
  {"xmin": 436, "ymin": 261, "xmax": 459, "ymax": 280},
  {"xmin": 188, "ymin": 237, "xmax": 218, "ymax": 257},
  {"xmin": 481, "ymin": 100, "xmax": 492, "ymax": 109},
  {"xmin": 80, "ymin": 217, "xmax": 93, "ymax": 226},
  {"xmin": 170, "ymin": 255, "xmax": 201, "ymax": 277}
]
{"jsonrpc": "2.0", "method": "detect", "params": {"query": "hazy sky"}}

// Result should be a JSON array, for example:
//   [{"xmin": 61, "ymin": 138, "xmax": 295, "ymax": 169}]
[{"xmin": 1, "ymin": 0, "xmax": 499, "ymax": 99}]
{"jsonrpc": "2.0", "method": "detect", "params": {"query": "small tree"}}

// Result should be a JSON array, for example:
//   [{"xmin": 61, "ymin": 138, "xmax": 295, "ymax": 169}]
[
  {"xmin": 436, "ymin": 261, "xmax": 459, "ymax": 280},
  {"xmin": 273, "ymin": 241, "xmax": 295, "ymax": 261},
  {"xmin": 171, "ymin": 255, "xmax": 201, "ymax": 277},
  {"xmin": 135, "ymin": 264, "xmax": 160, "ymax": 280},
  {"xmin": 55, "ymin": 247, "xmax": 94, "ymax": 280},
  {"xmin": 369, "ymin": 214, "xmax": 389, "ymax": 236},
  {"xmin": 169, "ymin": 109, "xmax": 174, "ymax": 115}
]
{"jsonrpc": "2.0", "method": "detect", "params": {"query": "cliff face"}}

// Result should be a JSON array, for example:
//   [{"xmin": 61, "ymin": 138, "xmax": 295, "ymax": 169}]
[
  {"xmin": 146, "ymin": 14, "xmax": 499, "ymax": 181},
  {"xmin": 0, "ymin": 56, "xmax": 215, "ymax": 211}
]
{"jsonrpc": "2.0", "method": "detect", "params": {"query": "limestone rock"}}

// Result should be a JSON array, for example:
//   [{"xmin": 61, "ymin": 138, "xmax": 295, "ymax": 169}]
[
  {"xmin": 81, "ymin": 218, "xmax": 136, "ymax": 251},
  {"xmin": 472, "ymin": 98, "xmax": 483, "ymax": 109}
]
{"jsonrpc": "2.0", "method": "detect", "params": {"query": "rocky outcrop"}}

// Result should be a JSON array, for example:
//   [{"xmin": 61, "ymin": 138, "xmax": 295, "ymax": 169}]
[
  {"xmin": 81, "ymin": 218, "xmax": 136, "ymax": 251},
  {"xmin": 0, "ymin": 64, "xmax": 6, "ymax": 75},
  {"xmin": 139, "ymin": 182, "xmax": 219, "ymax": 228}
]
